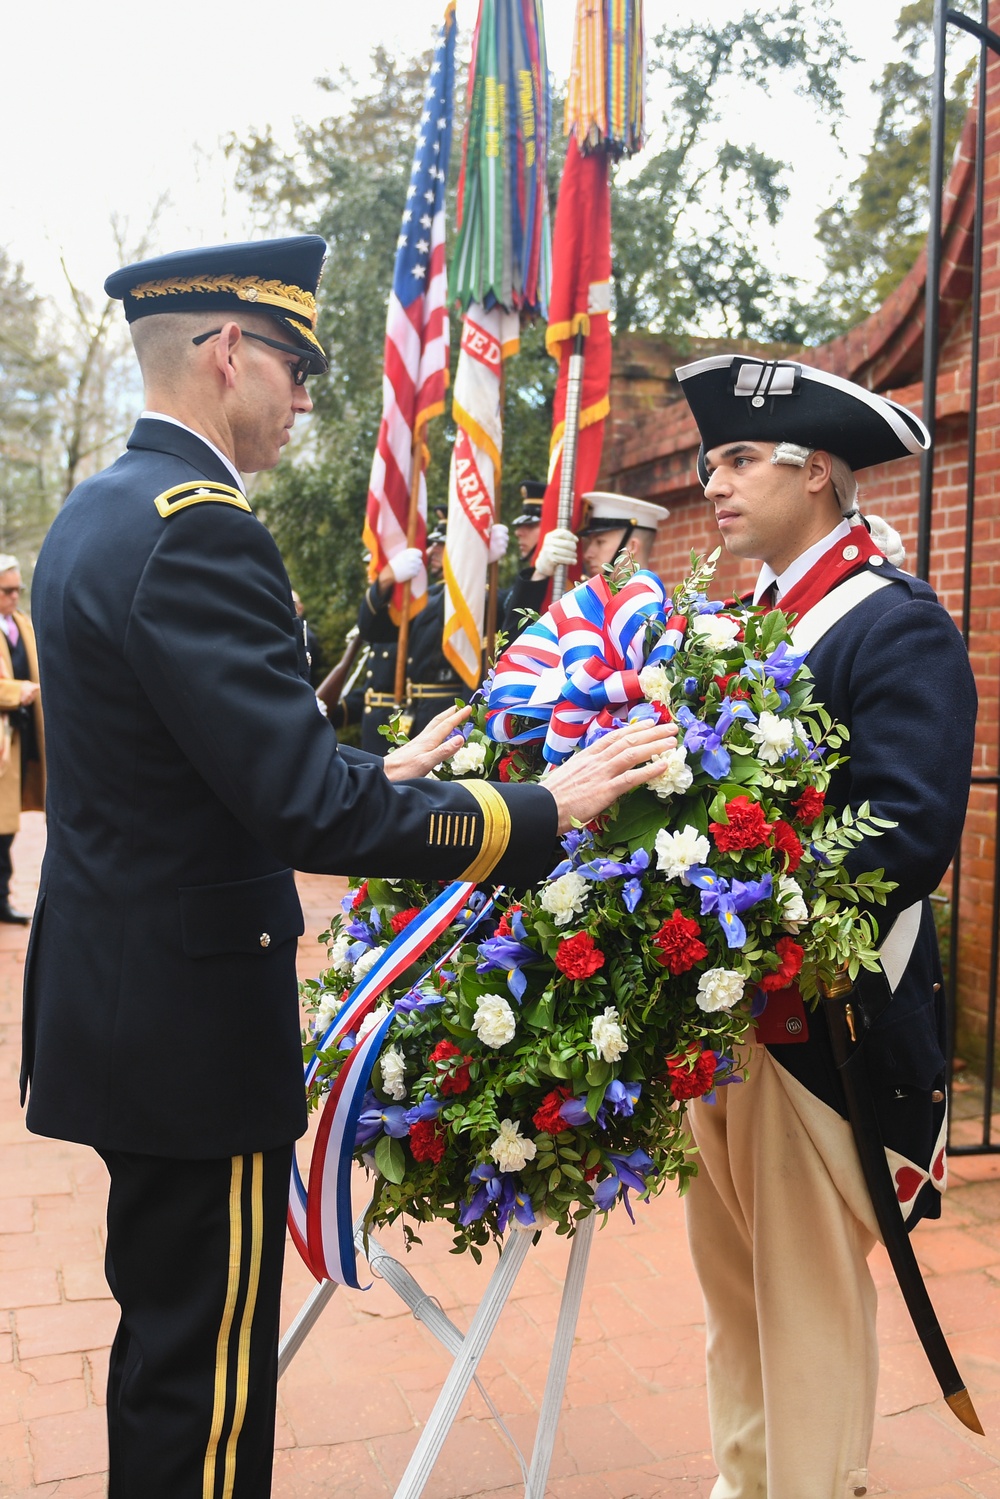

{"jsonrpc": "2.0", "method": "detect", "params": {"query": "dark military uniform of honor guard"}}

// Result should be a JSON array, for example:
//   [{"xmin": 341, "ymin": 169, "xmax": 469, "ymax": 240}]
[
  {"xmin": 675, "ymin": 354, "xmax": 977, "ymax": 1497},
  {"xmin": 19, "ymin": 238, "xmax": 561, "ymax": 1499}
]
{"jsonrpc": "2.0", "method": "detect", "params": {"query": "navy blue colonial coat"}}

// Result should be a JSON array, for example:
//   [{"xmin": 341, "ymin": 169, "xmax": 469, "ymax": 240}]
[
  {"xmin": 766, "ymin": 556, "xmax": 977, "ymax": 1225},
  {"xmin": 20, "ymin": 419, "xmax": 558, "ymax": 1161}
]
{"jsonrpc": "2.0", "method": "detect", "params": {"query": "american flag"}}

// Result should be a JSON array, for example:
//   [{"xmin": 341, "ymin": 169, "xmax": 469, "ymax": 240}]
[{"xmin": 363, "ymin": 3, "xmax": 456, "ymax": 622}]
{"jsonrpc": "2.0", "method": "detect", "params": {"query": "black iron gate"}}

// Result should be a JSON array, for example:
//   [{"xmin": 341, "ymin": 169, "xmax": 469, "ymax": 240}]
[{"xmin": 922, "ymin": 0, "xmax": 1000, "ymax": 1155}]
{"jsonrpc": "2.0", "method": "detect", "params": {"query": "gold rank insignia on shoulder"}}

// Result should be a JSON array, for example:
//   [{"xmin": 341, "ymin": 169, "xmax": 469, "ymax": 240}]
[{"xmin": 153, "ymin": 482, "xmax": 252, "ymax": 519}]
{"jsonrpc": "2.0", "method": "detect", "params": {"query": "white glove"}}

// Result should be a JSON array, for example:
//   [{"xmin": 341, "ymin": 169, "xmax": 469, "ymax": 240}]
[
  {"xmin": 487, "ymin": 523, "xmax": 509, "ymax": 564},
  {"xmin": 388, "ymin": 547, "xmax": 423, "ymax": 584},
  {"xmin": 533, "ymin": 527, "xmax": 578, "ymax": 579}
]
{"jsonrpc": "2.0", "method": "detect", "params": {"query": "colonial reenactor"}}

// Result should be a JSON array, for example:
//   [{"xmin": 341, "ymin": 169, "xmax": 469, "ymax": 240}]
[
  {"xmin": 676, "ymin": 353, "xmax": 978, "ymax": 1499},
  {"xmin": 19, "ymin": 236, "xmax": 677, "ymax": 1499},
  {"xmin": 0, "ymin": 554, "xmax": 43, "ymax": 923}
]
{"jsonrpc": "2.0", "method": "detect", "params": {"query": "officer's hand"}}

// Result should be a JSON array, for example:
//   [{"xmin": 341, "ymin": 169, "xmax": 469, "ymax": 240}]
[
  {"xmin": 383, "ymin": 704, "xmax": 472, "ymax": 781},
  {"xmin": 542, "ymin": 721, "xmax": 679, "ymax": 834},
  {"xmin": 18, "ymin": 681, "xmax": 39, "ymax": 706},
  {"xmin": 532, "ymin": 528, "xmax": 578, "ymax": 580},
  {"xmin": 388, "ymin": 547, "xmax": 424, "ymax": 585},
  {"xmin": 487, "ymin": 524, "xmax": 509, "ymax": 564}
]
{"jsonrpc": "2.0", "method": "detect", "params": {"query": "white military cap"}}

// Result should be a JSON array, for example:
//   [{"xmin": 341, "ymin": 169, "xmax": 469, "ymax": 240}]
[{"xmin": 578, "ymin": 492, "xmax": 669, "ymax": 536}]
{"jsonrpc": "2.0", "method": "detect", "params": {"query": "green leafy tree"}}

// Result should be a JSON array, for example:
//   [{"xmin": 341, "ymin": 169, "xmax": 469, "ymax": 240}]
[
  {"xmin": 811, "ymin": 0, "xmax": 976, "ymax": 339},
  {"xmin": 610, "ymin": 4, "xmax": 856, "ymax": 343}
]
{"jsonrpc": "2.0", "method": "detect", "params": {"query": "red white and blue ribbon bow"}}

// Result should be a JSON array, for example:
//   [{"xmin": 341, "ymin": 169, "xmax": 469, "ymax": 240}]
[
  {"xmin": 486, "ymin": 570, "xmax": 685, "ymax": 762},
  {"xmin": 289, "ymin": 878, "xmax": 500, "ymax": 1286}
]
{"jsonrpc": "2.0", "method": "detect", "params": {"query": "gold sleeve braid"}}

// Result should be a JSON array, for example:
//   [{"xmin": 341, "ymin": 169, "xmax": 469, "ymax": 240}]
[{"xmin": 445, "ymin": 782, "xmax": 512, "ymax": 881}]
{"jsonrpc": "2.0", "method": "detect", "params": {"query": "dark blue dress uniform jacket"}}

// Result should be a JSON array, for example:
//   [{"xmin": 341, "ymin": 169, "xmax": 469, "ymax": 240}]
[
  {"xmin": 20, "ymin": 420, "xmax": 558, "ymax": 1161},
  {"xmin": 766, "ymin": 560, "xmax": 977, "ymax": 1222}
]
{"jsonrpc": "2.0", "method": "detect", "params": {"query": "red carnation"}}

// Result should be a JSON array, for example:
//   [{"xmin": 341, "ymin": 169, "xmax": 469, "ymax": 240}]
[
  {"xmin": 652, "ymin": 910, "xmax": 708, "ymax": 975},
  {"xmin": 390, "ymin": 907, "xmax": 421, "ymax": 935},
  {"xmin": 409, "ymin": 1118, "xmax": 446, "ymax": 1164},
  {"xmin": 497, "ymin": 753, "xmax": 517, "ymax": 782},
  {"xmin": 759, "ymin": 936, "xmax": 805, "ymax": 992},
  {"xmin": 710, "ymin": 795, "xmax": 772, "ymax": 852},
  {"xmin": 533, "ymin": 1085, "xmax": 571, "ymax": 1134},
  {"xmin": 792, "ymin": 787, "xmax": 825, "ymax": 826},
  {"xmin": 494, "ymin": 904, "xmax": 522, "ymax": 939},
  {"xmin": 554, "ymin": 931, "xmax": 605, "ymax": 980},
  {"xmin": 666, "ymin": 1046, "xmax": 717, "ymax": 1101},
  {"xmin": 351, "ymin": 881, "xmax": 369, "ymax": 910},
  {"xmin": 769, "ymin": 820, "xmax": 804, "ymax": 873},
  {"xmin": 429, "ymin": 1039, "xmax": 472, "ymax": 1096}
]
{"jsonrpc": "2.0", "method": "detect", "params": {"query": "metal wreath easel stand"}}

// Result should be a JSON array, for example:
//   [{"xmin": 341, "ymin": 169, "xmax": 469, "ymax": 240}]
[
  {"xmin": 279, "ymin": 1210, "xmax": 596, "ymax": 1498},
  {"xmin": 279, "ymin": 345, "xmax": 595, "ymax": 1496}
]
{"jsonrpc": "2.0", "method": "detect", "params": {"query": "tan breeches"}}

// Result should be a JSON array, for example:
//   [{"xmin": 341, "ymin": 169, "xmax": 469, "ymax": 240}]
[{"xmin": 685, "ymin": 1045, "xmax": 880, "ymax": 1499}]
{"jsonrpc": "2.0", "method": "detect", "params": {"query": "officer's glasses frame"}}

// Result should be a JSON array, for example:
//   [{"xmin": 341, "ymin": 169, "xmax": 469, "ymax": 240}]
[{"xmin": 192, "ymin": 328, "xmax": 313, "ymax": 386}]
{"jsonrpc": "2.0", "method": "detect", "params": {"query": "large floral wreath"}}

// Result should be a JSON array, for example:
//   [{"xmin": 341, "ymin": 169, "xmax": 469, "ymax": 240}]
[{"xmin": 301, "ymin": 553, "xmax": 894, "ymax": 1260}]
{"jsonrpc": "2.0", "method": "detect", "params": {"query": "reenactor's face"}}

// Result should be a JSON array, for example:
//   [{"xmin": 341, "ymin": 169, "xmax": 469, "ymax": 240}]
[{"xmin": 703, "ymin": 440, "xmax": 814, "ymax": 572}]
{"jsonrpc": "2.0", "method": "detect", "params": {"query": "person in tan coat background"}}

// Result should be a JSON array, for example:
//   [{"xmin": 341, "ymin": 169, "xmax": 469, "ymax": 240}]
[{"xmin": 0, "ymin": 554, "xmax": 44, "ymax": 923}]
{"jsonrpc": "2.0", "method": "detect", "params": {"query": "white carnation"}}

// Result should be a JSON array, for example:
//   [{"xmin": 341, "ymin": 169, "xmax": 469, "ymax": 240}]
[
  {"xmin": 690, "ymin": 613, "xmax": 741, "ymax": 652},
  {"xmin": 749, "ymin": 710, "xmax": 796, "ymax": 765},
  {"xmin": 449, "ymin": 739, "xmax": 488, "ymax": 777},
  {"xmin": 490, "ymin": 1118, "xmax": 537, "ymax": 1174},
  {"xmin": 357, "ymin": 1001, "xmax": 391, "ymax": 1044},
  {"xmin": 539, "ymin": 870, "xmax": 590, "ymax": 926},
  {"xmin": 329, "ymin": 931, "xmax": 354, "ymax": 975},
  {"xmin": 654, "ymin": 824, "xmax": 710, "ymax": 882},
  {"xmin": 473, "ymin": 992, "xmax": 517, "ymax": 1048},
  {"xmin": 638, "ymin": 663, "xmax": 673, "ymax": 704},
  {"xmin": 591, "ymin": 1006, "xmax": 629, "ymax": 1063},
  {"xmin": 353, "ymin": 945, "xmax": 386, "ymax": 982},
  {"xmin": 696, "ymin": 969, "xmax": 746, "ymax": 1013},
  {"xmin": 778, "ymin": 874, "xmax": 809, "ymax": 934},
  {"xmin": 313, "ymin": 994, "xmax": 340, "ymax": 1036},
  {"xmin": 648, "ymin": 747, "xmax": 694, "ymax": 801},
  {"xmin": 380, "ymin": 1045, "xmax": 407, "ymax": 1101}
]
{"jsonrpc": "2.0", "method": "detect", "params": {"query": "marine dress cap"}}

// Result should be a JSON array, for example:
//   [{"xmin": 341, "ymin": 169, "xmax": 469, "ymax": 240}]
[
  {"xmin": 513, "ymin": 481, "xmax": 545, "ymax": 527},
  {"xmin": 105, "ymin": 236, "xmax": 329, "ymax": 372},
  {"xmin": 426, "ymin": 524, "xmax": 448, "ymax": 546},
  {"xmin": 675, "ymin": 354, "xmax": 930, "ymax": 485},
  {"xmin": 579, "ymin": 491, "xmax": 669, "ymax": 536}
]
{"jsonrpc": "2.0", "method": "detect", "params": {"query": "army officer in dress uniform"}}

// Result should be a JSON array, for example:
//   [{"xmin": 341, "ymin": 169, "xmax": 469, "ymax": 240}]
[
  {"xmin": 19, "ymin": 236, "xmax": 677, "ymax": 1499},
  {"xmin": 675, "ymin": 353, "xmax": 977, "ymax": 1499}
]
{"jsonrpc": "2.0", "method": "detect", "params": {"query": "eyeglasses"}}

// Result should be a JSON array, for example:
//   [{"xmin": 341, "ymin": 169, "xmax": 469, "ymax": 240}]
[
  {"xmin": 0, "ymin": 586, "xmax": 21, "ymax": 596},
  {"xmin": 192, "ymin": 328, "xmax": 313, "ymax": 386}
]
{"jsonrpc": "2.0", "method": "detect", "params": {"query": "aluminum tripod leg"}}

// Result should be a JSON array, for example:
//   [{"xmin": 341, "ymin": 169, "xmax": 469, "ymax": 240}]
[
  {"xmin": 392, "ymin": 1225, "xmax": 534, "ymax": 1499},
  {"xmin": 525, "ymin": 1212, "xmax": 595, "ymax": 1497}
]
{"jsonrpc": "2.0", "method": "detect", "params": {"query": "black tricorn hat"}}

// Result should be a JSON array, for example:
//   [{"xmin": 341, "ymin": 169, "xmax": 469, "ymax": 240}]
[
  {"xmin": 675, "ymin": 355, "xmax": 930, "ymax": 485},
  {"xmin": 105, "ymin": 236, "xmax": 329, "ymax": 373},
  {"xmin": 513, "ymin": 480, "xmax": 545, "ymax": 527}
]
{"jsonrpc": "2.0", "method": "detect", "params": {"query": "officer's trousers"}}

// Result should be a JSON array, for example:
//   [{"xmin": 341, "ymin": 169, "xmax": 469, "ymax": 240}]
[
  {"xmin": 685, "ymin": 1045, "xmax": 880, "ymax": 1499},
  {"xmin": 100, "ymin": 1143, "xmax": 293, "ymax": 1499}
]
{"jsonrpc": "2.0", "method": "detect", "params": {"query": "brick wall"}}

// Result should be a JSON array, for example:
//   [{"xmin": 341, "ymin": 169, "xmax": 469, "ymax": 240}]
[{"xmin": 598, "ymin": 19, "xmax": 1000, "ymax": 1066}]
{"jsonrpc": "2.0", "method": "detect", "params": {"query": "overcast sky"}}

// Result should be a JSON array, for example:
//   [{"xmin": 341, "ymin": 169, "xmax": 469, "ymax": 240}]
[{"xmin": 0, "ymin": 1, "xmax": 929, "ymax": 320}]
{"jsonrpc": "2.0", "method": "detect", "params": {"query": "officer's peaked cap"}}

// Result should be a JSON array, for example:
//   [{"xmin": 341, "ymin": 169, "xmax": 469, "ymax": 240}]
[
  {"xmin": 106, "ymin": 236, "xmax": 329, "ymax": 373},
  {"xmin": 513, "ymin": 480, "xmax": 545, "ymax": 526},
  {"xmin": 675, "ymin": 355, "xmax": 929, "ymax": 486},
  {"xmin": 579, "ymin": 491, "xmax": 668, "ymax": 536}
]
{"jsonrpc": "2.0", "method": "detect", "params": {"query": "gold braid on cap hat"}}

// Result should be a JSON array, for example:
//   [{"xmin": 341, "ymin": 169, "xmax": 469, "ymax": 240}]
[{"xmin": 129, "ymin": 274, "xmax": 318, "ymax": 330}]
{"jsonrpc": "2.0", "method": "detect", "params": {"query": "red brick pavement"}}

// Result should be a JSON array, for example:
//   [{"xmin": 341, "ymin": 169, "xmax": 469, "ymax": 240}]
[{"xmin": 2, "ymin": 813, "xmax": 1000, "ymax": 1496}]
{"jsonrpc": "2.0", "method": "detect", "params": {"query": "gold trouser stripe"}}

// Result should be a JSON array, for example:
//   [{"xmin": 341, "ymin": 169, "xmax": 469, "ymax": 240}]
[
  {"xmin": 457, "ymin": 782, "xmax": 512, "ymax": 881},
  {"xmin": 222, "ymin": 1153, "xmax": 264, "ymax": 1499},
  {"xmin": 203, "ymin": 1157, "xmax": 244, "ymax": 1499}
]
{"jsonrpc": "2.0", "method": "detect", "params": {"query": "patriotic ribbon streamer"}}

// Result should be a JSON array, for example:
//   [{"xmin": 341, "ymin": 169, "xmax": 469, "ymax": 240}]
[
  {"xmin": 290, "ymin": 879, "xmax": 503, "ymax": 1285},
  {"xmin": 485, "ymin": 570, "xmax": 686, "ymax": 763}
]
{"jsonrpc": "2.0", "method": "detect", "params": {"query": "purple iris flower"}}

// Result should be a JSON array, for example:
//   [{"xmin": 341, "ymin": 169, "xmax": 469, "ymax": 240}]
[
  {"xmin": 345, "ymin": 918, "xmax": 375, "ymax": 943},
  {"xmin": 457, "ymin": 890, "xmax": 490, "ymax": 927},
  {"xmin": 356, "ymin": 1098, "xmax": 410, "ymax": 1144},
  {"xmin": 458, "ymin": 1164, "xmax": 535, "ymax": 1231},
  {"xmin": 593, "ymin": 1148, "xmax": 656, "ymax": 1222},
  {"xmin": 683, "ymin": 676, "xmax": 699, "ymax": 696},
  {"xmin": 577, "ymin": 847, "xmax": 651, "ymax": 913},
  {"xmin": 675, "ymin": 699, "xmax": 757, "ymax": 780},
  {"xmin": 549, "ymin": 826, "xmax": 597, "ymax": 875},
  {"xmin": 687, "ymin": 867, "xmax": 773, "ymax": 950},
  {"xmin": 691, "ymin": 595, "xmax": 725, "ymax": 615},
  {"xmin": 559, "ymin": 1094, "xmax": 606, "ymax": 1130},
  {"xmin": 405, "ymin": 1093, "xmax": 443, "ymax": 1124},
  {"xmin": 477, "ymin": 909, "xmax": 540, "ymax": 1001},
  {"xmin": 393, "ymin": 985, "xmax": 444, "ymax": 1016},
  {"xmin": 740, "ymin": 642, "xmax": 808, "ymax": 691},
  {"xmin": 604, "ymin": 1079, "xmax": 641, "ymax": 1117}
]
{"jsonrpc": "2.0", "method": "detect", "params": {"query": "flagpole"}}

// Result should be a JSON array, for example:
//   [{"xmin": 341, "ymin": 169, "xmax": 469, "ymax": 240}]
[
  {"xmin": 484, "ymin": 360, "xmax": 506, "ymax": 664},
  {"xmin": 393, "ymin": 442, "xmax": 423, "ymax": 705},
  {"xmin": 551, "ymin": 330, "xmax": 586, "ymax": 600}
]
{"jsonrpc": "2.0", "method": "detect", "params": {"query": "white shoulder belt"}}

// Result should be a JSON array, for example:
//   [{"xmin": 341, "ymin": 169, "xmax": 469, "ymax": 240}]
[{"xmin": 789, "ymin": 568, "xmax": 921, "ymax": 986}]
